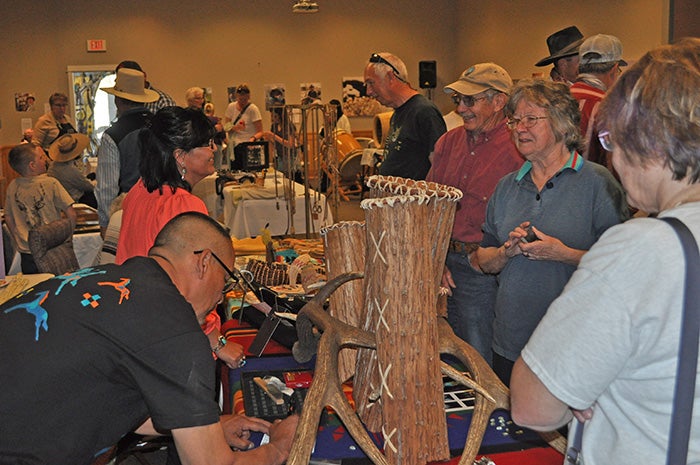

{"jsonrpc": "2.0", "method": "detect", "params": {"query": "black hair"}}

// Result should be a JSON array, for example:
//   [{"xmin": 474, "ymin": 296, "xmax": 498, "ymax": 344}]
[
  {"xmin": 138, "ymin": 106, "xmax": 215, "ymax": 193},
  {"xmin": 329, "ymin": 99, "xmax": 343, "ymax": 118}
]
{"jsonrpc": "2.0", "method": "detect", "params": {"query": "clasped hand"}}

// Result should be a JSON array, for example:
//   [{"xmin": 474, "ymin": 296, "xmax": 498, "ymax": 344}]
[{"xmin": 504, "ymin": 221, "xmax": 565, "ymax": 261}]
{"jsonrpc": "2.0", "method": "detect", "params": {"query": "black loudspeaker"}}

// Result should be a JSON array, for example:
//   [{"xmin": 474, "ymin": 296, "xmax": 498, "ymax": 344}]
[{"xmin": 419, "ymin": 60, "xmax": 437, "ymax": 89}]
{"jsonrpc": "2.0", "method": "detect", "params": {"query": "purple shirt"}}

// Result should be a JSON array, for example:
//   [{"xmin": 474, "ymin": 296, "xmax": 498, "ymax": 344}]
[{"xmin": 427, "ymin": 119, "xmax": 522, "ymax": 243}]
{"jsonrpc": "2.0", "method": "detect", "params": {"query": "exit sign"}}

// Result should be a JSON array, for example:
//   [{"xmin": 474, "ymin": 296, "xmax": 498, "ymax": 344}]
[{"xmin": 87, "ymin": 39, "xmax": 107, "ymax": 52}]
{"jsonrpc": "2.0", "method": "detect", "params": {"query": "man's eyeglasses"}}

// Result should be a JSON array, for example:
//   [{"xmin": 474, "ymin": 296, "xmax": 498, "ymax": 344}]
[
  {"xmin": 598, "ymin": 130, "xmax": 613, "ymax": 151},
  {"xmin": 451, "ymin": 94, "xmax": 488, "ymax": 107},
  {"xmin": 194, "ymin": 250, "xmax": 239, "ymax": 295},
  {"xmin": 198, "ymin": 139, "xmax": 215, "ymax": 150},
  {"xmin": 506, "ymin": 116, "xmax": 548, "ymax": 130},
  {"xmin": 369, "ymin": 53, "xmax": 405, "ymax": 81}
]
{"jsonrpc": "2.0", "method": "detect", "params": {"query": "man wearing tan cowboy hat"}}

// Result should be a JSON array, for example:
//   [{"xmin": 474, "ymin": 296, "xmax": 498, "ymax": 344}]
[
  {"xmin": 535, "ymin": 26, "xmax": 585, "ymax": 86},
  {"xmin": 47, "ymin": 133, "xmax": 97, "ymax": 208},
  {"xmin": 95, "ymin": 67, "xmax": 159, "ymax": 237},
  {"xmin": 116, "ymin": 60, "xmax": 176, "ymax": 114},
  {"xmin": 426, "ymin": 63, "xmax": 523, "ymax": 365}
]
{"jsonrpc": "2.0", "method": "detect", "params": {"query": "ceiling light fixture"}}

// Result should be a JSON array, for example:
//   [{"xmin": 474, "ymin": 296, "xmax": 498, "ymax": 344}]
[{"xmin": 292, "ymin": 0, "xmax": 319, "ymax": 13}]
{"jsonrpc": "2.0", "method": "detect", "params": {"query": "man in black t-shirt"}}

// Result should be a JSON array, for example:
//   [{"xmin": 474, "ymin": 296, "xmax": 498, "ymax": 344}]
[
  {"xmin": 364, "ymin": 52, "xmax": 446, "ymax": 180},
  {"xmin": 0, "ymin": 212, "xmax": 296, "ymax": 465}
]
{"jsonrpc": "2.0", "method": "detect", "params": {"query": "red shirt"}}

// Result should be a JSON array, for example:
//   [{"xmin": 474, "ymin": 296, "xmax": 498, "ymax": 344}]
[
  {"xmin": 116, "ymin": 180, "xmax": 209, "ymax": 264},
  {"xmin": 117, "ymin": 180, "xmax": 220, "ymax": 334},
  {"xmin": 570, "ymin": 80, "xmax": 608, "ymax": 166},
  {"xmin": 427, "ymin": 120, "xmax": 522, "ymax": 243}
]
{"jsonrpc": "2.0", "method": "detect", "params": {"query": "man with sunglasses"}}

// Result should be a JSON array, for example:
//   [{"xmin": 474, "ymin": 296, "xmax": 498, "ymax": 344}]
[
  {"xmin": 0, "ymin": 212, "xmax": 297, "ymax": 465},
  {"xmin": 364, "ymin": 52, "xmax": 445, "ymax": 180},
  {"xmin": 426, "ymin": 63, "xmax": 522, "ymax": 366}
]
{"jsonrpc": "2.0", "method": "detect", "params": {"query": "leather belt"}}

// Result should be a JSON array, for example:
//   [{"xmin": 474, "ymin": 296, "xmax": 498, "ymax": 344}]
[{"xmin": 448, "ymin": 240, "xmax": 479, "ymax": 256}]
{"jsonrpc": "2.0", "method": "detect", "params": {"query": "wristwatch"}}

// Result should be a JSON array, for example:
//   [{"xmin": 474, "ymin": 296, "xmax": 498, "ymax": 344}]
[{"xmin": 212, "ymin": 335, "xmax": 227, "ymax": 354}]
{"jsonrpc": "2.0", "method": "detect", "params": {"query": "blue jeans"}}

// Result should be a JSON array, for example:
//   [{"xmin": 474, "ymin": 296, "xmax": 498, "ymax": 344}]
[{"xmin": 445, "ymin": 251, "xmax": 497, "ymax": 366}]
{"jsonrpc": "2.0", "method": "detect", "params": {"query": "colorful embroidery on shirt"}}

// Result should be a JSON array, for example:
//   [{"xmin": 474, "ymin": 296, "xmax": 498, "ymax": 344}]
[
  {"xmin": 81, "ymin": 292, "xmax": 102, "ymax": 309},
  {"xmin": 3, "ymin": 290, "xmax": 50, "ymax": 341},
  {"xmin": 54, "ymin": 268, "xmax": 108, "ymax": 296},
  {"xmin": 97, "ymin": 278, "xmax": 131, "ymax": 304}
]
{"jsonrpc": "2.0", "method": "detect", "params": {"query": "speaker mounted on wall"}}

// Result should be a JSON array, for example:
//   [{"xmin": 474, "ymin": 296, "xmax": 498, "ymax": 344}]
[{"xmin": 419, "ymin": 60, "xmax": 437, "ymax": 89}]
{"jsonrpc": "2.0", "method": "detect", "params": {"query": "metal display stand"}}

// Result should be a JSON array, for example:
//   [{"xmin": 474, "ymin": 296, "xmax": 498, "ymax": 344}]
[{"xmin": 272, "ymin": 103, "xmax": 339, "ymax": 237}]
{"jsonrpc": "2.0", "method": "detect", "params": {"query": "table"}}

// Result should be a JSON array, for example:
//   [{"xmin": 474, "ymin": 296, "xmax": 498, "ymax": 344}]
[
  {"xmin": 222, "ymin": 172, "xmax": 333, "ymax": 238},
  {"xmin": 221, "ymin": 319, "xmax": 563, "ymax": 465},
  {"xmin": 0, "ymin": 273, "xmax": 54, "ymax": 305},
  {"xmin": 8, "ymin": 231, "xmax": 103, "ymax": 274}
]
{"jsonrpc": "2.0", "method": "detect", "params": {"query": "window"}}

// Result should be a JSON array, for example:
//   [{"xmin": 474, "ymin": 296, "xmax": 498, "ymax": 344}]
[{"xmin": 67, "ymin": 65, "xmax": 116, "ymax": 155}]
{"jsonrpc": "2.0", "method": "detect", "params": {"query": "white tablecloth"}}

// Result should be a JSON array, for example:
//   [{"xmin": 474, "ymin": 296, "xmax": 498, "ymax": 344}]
[
  {"xmin": 8, "ymin": 231, "xmax": 103, "ymax": 274},
  {"xmin": 222, "ymin": 173, "xmax": 333, "ymax": 238},
  {"xmin": 192, "ymin": 173, "xmax": 223, "ymax": 221}
]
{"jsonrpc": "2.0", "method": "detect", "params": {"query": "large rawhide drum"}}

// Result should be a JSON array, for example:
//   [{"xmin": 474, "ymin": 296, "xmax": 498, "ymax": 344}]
[
  {"xmin": 372, "ymin": 111, "xmax": 393, "ymax": 148},
  {"xmin": 320, "ymin": 221, "xmax": 367, "ymax": 382},
  {"xmin": 338, "ymin": 151, "xmax": 363, "ymax": 187},
  {"xmin": 353, "ymin": 177, "xmax": 462, "ymax": 464},
  {"xmin": 335, "ymin": 130, "xmax": 362, "ymax": 161}
]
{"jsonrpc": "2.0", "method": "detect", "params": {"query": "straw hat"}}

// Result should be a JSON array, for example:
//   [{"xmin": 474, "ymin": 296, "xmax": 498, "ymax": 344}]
[
  {"xmin": 101, "ymin": 68, "xmax": 159, "ymax": 103},
  {"xmin": 49, "ymin": 133, "xmax": 89, "ymax": 162}
]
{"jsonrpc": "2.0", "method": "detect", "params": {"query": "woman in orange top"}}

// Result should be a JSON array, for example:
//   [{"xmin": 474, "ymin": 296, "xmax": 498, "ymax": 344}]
[{"xmin": 117, "ymin": 106, "xmax": 244, "ymax": 368}]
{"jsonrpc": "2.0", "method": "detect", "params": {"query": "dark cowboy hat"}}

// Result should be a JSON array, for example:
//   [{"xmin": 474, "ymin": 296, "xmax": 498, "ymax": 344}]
[{"xmin": 535, "ymin": 26, "xmax": 584, "ymax": 67}]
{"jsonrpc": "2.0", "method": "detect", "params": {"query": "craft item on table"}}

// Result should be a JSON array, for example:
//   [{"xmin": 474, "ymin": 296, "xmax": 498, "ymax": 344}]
[
  {"xmin": 269, "ymin": 284, "xmax": 307, "ymax": 297},
  {"xmin": 259, "ymin": 223, "xmax": 276, "ymax": 263},
  {"xmin": 253, "ymin": 376, "xmax": 285, "ymax": 405},
  {"xmin": 232, "ymin": 236, "xmax": 267, "ymax": 256},
  {"xmin": 246, "ymin": 258, "xmax": 289, "ymax": 286},
  {"xmin": 260, "ymin": 223, "xmax": 272, "ymax": 245},
  {"xmin": 288, "ymin": 254, "xmax": 326, "ymax": 292},
  {"xmin": 264, "ymin": 375, "xmax": 294, "ymax": 397},
  {"xmin": 275, "ymin": 248, "xmax": 299, "ymax": 263},
  {"xmin": 278, "ymin": 237, "xmax": 325, "ymax": 260},
  {"xmin": 284, "ymin": 371, "xmax": 314, "ymax": 389},
  {"xmin": 300, "ymin": 265, "xmax": 324, "ymax": 293},
  {"xmin": 288, "ymin": 254, "xmax": 310, "ymax": 284}
]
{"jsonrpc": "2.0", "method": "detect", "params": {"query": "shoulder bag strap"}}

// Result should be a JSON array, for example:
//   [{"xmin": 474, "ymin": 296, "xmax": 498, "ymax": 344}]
[
  {"xmin": 232, "ymin": 103, "xmax": 251, "ymax": 126},
  {"xmin": 660, "ymin": 216, "xmax": 700, "ymax": 465}
]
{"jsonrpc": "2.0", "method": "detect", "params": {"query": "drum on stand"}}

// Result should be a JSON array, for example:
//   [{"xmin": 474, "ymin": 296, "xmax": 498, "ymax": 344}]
[
  {"xmin": 337, "ymin": 149, "xmax": 364, "ymax": 195},
  {"xmin": 373, "ymin": 111, "xmax": 393, "ymax": 148},
  {"xmin": 313, "ymin": 130, "xmax": 360, "ymax": 187},
  {"xmin": 335, "ymin": 130, "xmax": 362, "ymax": 162}
]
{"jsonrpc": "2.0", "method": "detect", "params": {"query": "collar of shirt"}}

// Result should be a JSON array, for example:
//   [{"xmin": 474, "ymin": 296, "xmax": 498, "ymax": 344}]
[
  {"xmin": 466, "ymin": 117, "xmax": 509, "ymax": 147},
  {"xmin": 514, "ymin": 149, "xmax": 584, "ymax": 182},
  {"xmin": 575, "ymin": 73, "xmax": 608, "ymax": 91}
]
